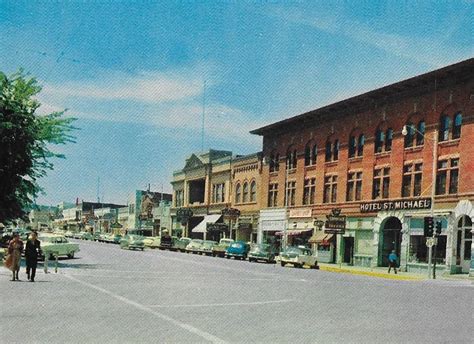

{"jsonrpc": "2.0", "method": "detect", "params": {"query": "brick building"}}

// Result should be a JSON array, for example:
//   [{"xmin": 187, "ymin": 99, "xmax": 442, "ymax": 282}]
[{"xmin": 251, "ymin": 58, "xmax": 474, "ymax": 275}]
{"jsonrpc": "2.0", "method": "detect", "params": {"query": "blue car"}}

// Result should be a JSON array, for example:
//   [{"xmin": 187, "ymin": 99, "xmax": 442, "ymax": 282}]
[{"xmin": 225, "ymin": 241, "xmax": 250, "ymax": 260}]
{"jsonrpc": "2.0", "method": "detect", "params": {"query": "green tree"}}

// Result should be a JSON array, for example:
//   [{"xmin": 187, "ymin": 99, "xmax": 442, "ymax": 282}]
[{"xmin": 0, "ymin": 70, "xmax": 77, "ymax": 223}]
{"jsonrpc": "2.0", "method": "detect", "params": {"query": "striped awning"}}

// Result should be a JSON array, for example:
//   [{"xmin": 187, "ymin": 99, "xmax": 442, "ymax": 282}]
[
  {"xmin": 308, "ymin": 230, "xmax": 327, "ymax": 243},
  {"xmin": 275, "ymin": 228, "xmax": 312, "ymax": 236}
]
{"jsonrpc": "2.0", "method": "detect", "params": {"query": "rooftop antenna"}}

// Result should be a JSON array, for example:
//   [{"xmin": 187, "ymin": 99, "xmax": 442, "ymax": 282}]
[{"xmin": 201, "ymin": 80, "xmax": 206, "ymax": 152}]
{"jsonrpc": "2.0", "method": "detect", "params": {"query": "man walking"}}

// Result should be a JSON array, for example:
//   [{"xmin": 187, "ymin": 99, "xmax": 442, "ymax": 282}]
[
  {"xmin": 25, "ymin": 231, "xmax": 42, "ymax": 282},
  {"xmin": 388, "ymin": 250, "xmax": 398, "ymax": 274}
]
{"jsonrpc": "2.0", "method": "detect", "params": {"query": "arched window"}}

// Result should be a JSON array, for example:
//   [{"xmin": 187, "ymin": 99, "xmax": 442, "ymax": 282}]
[
  {"xmin": 348, "ymin": 136, "xmax": 356, "ymax": 158},
  {"xmin": 357, "ymin": 134, "xmax": 365, "ymax": 156},
  {"xmin": 416, "ymin": 120, "xmax": 425, "ymax": 146},
  {"xmin": 311, "ymin": 144, "xmax": 317, "ymax": 165},
  {"xmin": 325, "ymin": 141, "xmax": 332, "ymax": 162},
  {"xmin": 304, "ymin": 144, "xmax": 311, "ymax": 166},
  {"xmin": 404, "ymin": 122, "xmax": 415, "ymax": 148},
  {"xmin": 242, "ymin": 182, "xmax": 249, "ymax": 203},
  {"xmin": 235, "ymin": 183, "xmax": 241, "ymax": 204},
  {"xmin": 385, "ymin": 128, "xmax": 393, "ymax": 151},
  {"xmin": 453, "ymin": 112, "xmax": 462, "ymax": 139},
  {"xmin": 250, "ymin": 181, "xmax": 256, "ymax": 202},
  {"xmin": 374, "ymin": 129, "xmax": 384, "ymax": 153},
  {"xmin": 333, "ymin": 139, "xmax": 339, "ymax": 161},
  {"xmin": 286, "ymin": 147, "xmax": 297, "ymax": 170},
  {"xmin": 439, "ymin": 115, "xmax": 450, "ymax": 142}
]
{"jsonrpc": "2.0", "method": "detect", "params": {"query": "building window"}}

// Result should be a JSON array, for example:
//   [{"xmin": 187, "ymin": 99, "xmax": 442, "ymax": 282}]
[
  {"xmin": 323, "ymin": 175, "xmax": 338, "ymax": 203},
  {"xmin": 439, "ymin": 115, "xmax": 451, "ymax": 142},
  {"xmin": 286, "ymin": 148, "xmax": 297, "ymax": 170},
  {"xmin": 436, "ymin": 158, "xmax": 459, "ymax": 195},
  {"xmin": 175, "ymin": 190, "xmax": 184, "ymax": 207},
  {"xmin": 374, "ymin": 129, "xmax": 384, "ymax": 154},
  {"xmin": 346, "ymin": 171, "xmax": 362, "ymax": 201},
  {"xmin": 235, "ymin": 183, "xmax": 241, "ymax": 204},
  {"xmin": 348, "ymin": 136, "xmax": 356, "ymax": 158},
  {"xmin": 304, "ymin": 143, "xmax": 317, "ymax": 166},
  {"xmin": 212, "ymin": 183, "xmax": 225, "ymax": 203},
  {"xmin": 242, "ymin": 182, "xmax": 249, "ymax": 203},
  {"xmin": 325, "ymin": 141, "xmax": 332, "ymax": 162},
  {"xmin": 401, "ymin": 163, "xmax": 423, "ymax": 198},
  {"xmin": 349, "ymin": 134, "xmax": 365, "ymax": 158},
  {"xmin": 333, "ymin": 140, "xmax": 339, "ymax": 161},
  {"xmin": 268, "ymin": 183, "xmax": 278, "ymax": 207},
  {"xmin": 269, "ymin": 152, "xmax": 279, "ymax": 172},
  {"xmin": 373, "ymin": 167, "xmax": 390, "ymax": 199},
  {"xmin": 452, "ymin": 112, "xmax": 462, "ymax": 139},
  {"xmin": 357, "ymin": 134, "xmax": 365, "ymax": 157},
  {"xmin": 375, "ymin": 128, "xmax": 392, "ymax": 153},
  {"xmin": 404, "ymin": 122, "xmax": 415, "ymax": 148},
  {"xmin": 416, "ymin": 120, "xmax": 425, "ymax": 146},
  {"xmin": 303, "ymin": 178, "xmax": 316, "ymax": 205},
  {"xmin": 385, "ymin": 128, "xmax": 393, "ymax": 151},
  {"xmin": 285, "ymin": 181, "xmax": 296, "ymax": 206},
  {"xmin": 250, "ymin": 181, "xmax": 256, "ymax": 202}
]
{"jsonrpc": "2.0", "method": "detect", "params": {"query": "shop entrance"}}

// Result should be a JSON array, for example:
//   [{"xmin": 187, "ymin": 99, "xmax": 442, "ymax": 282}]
[
  {"xmin": 380, "ymin": 217, "xmax": 402, "ymax": 267},
  {"xmin": 456, "ymin": 215, "xmax": 472, "ymax": 273},
  {"xmin": 343, "ymin": 237, "xmax": 354, "ymax": 264}
]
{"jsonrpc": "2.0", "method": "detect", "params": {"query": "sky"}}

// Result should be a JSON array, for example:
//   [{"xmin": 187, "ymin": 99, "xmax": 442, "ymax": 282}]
[{"xmin": 1, "ymin": 1, "xmax": 472, "ymax": 206}]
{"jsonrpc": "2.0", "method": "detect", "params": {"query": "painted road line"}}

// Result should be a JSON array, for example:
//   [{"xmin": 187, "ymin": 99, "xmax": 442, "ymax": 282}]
[
  {"xmin": 63, "ymin": 273, "xmax": 228, "ymax": 344},
  {"xmin": 148, "ymin": 299, "xmax": 294, "ymax": 308}
]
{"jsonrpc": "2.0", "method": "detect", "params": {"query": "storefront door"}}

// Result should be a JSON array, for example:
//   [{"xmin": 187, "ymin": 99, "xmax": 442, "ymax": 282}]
[
  {"xmin": 380, "ymin": 217, "xmax": 402, "ymax": 267},
  {"xmin": 343, "ymin": 237, "xmax": 354, "ymax": 264},
  {"xmin": 456, "ymin": 216, "xmax": 472, "ymax": 273}
]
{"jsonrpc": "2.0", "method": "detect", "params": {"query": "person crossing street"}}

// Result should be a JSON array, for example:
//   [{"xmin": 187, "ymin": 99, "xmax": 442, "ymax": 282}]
[{"xmin": 25, "ymin": 231, "xmax": 42, "ymax": 282}]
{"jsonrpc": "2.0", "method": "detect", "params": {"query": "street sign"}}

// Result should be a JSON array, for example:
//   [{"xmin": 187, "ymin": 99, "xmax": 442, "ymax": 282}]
[
  {"xmin": 221, "ymin": 207, "xmax": 240, "ymax": 221},
  {"xmin": 176, "ymin": 208, "xmax": 193, "ymax": 225},
  {"xmin": 426, "ymin": 237, "xmax": 437, "ymax": 247}
]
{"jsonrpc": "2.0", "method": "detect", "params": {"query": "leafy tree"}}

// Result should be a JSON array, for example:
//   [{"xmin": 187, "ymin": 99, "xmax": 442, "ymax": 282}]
[{"xmin": 0, "ymin": 70, "xmax": 77, "ymax": 223}]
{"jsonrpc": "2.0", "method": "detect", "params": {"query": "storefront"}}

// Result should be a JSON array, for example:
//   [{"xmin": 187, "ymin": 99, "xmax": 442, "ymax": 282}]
[
  {"xmin": 235, "ymin": 213, "xmax": 258, "ymax": 243},
  {"xmin": 309, "ymin": 229, "xmax": 335, "ymax": 263},
  {"xmin": 258, "ymin": 208, "xmax": 286, "ymax": 251},
  {"xmin": 285, "ymin": 208, "xmax": 314, "ymax": 247}
]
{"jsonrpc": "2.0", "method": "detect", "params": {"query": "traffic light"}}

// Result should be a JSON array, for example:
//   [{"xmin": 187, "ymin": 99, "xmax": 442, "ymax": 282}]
[
  {"xmin": 424, "ymin": 216, "xmax": 434, "ymax": 237},
  {"xmin": 435, "ymin": 221, "xmax": 442, "ymax": 236}
]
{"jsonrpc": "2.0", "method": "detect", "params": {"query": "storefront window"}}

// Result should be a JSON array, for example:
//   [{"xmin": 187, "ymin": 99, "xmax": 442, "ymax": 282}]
[{"xmin": 409, "ymin": 235, "xmax": 447, "ymax": 264}]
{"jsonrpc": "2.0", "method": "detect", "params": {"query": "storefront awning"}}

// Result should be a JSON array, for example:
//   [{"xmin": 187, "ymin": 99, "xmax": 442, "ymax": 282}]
[
  {"xmin": 322, "ymin": 234, "xmax": 334, "ymax": 245},
  {"xmin": 308, "ymin": 231, "xmax": 327, "ymax": 243},
  {"xmin": 275, "ymin": 228, "xmax": 312, "ymax": 236},
  {"xmin": 192, "ymin": 214, "xmax": 222, "ymax": 233}
]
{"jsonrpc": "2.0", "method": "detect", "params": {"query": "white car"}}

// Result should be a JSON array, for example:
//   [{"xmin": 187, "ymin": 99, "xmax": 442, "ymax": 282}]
[
  {"xmin": 280, "ymin": 246, "xmax": 319, "ymax": 269},
  {"xmin": 39, "ymin": 234, "xmax": 80, "ymax": 260}
]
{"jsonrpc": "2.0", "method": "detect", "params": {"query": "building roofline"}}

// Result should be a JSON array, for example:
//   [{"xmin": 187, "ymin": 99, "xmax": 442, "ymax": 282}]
[{"xmin": 250, "ymin": 58, "xmax": 474, "ymax": 136}]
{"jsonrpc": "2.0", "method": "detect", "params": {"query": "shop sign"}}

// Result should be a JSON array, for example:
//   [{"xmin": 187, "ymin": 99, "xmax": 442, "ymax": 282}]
[
  {"xmin": 289, "ymin": 208, "xmax": 312, "ymax": 218},
  {"xmin": 221, "ymin": 207, "xmax": 241, "ymax": 220},
  {"xmin": 238, "ymin": 223, "xmax": 252, "ymax": 230},
  {"xmin": 324, "ymin": 208, "xmax": 346, "ymax": 234},
  {"xmin": 207, "ymin": 223, "xmax": 228, "ymax": 231},
  {"xmin": 261, "ymin": 220, "xmax": 286, "ymax": 232},
  {"xmin": 360, "ymin": 198, "xmax": 431, "ymax": 213}
]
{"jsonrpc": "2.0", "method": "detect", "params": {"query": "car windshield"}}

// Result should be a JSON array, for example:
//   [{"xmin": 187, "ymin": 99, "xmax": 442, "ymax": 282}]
[
  {"xmin": 230, "ymin": 243, "xmax": 243, "ymax": 248},
  {"xmin": 283, "ymin": 247, "xmax": 302, "ymax": 255},
  {"xmin": 220, "ymin": 239, "xmax": 233, "ymax": 244}
]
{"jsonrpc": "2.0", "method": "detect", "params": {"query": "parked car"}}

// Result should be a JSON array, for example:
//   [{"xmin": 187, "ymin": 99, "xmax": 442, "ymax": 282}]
[
  {"xmin": 225, "ymin": 241, "xmax": 250, "ymax": 260},
  {"xmin": 73, "ymin": 232, "xmax": 83, "ymax": 239},
  {"xmin": 248, "ymin": 244, "xmax": 276, "ymax": 263},
  {"xmin": 199, "ymin": 240, "xmax": 217, "ymax": 256},
  {"xmin": 143, "ymin": 236, "xmax": 161, "ymax": 248},
  {"xmin": 64, "ymin": 231, "xmax": 74, "ymax": 238},
  {"xmin": 80, "ymin": 232, "xmax": 93, "ymax": 240},
  {"xmin": 280, "ymin": 246, "xmax": 319, "ymax": 269},
  {"xmin": 212, "ymin": 238, "xmax": 234, "ymax": 257},
  {"xmin": 173, "ymin": 237, "xmax": 191, "ymax": 252},
  {"xmin": 159, "ymin": 234, "xmax": 176, "ymax": 250},
  {"xmin": 185, "ymin": 239, "xmax": 204, "ymax": 254},
  {"xmin": 119, "ymin": 235, "xmax": 145, "ymax": 251},
  {"xmin": 38, "ymin": 234, "xmax": 80, "ymax": 260}
]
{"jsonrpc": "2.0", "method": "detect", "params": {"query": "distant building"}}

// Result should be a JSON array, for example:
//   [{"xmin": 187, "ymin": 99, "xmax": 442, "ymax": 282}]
[{"xmin": 127, "ymin": 190, "xmax": 172, "ymax": 236}]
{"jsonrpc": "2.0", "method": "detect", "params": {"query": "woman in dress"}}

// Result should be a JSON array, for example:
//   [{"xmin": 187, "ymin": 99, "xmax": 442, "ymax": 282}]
[{"xmin": 8, "ymin": 233, "xmax": 24, "ymax": 281}]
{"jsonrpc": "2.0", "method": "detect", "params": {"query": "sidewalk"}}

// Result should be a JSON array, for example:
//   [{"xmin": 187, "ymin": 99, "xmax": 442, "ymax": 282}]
[{"xmin": 318, "ymin": 262, "xmax": 474, "ymax": 282}]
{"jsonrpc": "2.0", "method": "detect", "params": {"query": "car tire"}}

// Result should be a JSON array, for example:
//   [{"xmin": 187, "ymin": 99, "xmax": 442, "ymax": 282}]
[
  {"xmin": 67, "ymin": 252, "xmax": 75, "ymax": 259},
  {"xmin": 280, "ymin": 262, "xmax": 285, "ymax": 267}
]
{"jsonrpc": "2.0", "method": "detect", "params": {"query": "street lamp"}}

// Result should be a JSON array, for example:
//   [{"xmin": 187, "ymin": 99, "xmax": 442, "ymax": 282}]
[{"xmin": 402, "ymin": 124, "xmax": 438, "ymax": 279}]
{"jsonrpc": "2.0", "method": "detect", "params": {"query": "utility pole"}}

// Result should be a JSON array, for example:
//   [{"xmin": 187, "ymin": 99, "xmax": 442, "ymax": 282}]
[{"xmin": 201, "ymin": 80, "xmax": 206, "ymax": 152}]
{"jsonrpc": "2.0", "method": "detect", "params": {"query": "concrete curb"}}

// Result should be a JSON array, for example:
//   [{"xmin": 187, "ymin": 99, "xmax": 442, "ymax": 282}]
[{"xmin": 318, "ymin": 265, "xmax": 425, "ymax": 281}]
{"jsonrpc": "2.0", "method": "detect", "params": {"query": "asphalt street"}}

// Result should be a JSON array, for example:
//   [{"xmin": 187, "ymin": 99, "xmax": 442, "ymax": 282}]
[{"xmin": 1, "ymin": 239, "xmax": 472, "ymax": 344}]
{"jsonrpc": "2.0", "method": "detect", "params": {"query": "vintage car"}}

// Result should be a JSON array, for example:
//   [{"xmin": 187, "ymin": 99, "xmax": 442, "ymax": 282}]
[
  {"xmin": 248, "ymin": 244, "xmax": 276, "ymax": 263},
  {"xmin": 142, "ymin": 236, "xmax": 161, "ymax": 248},
  {"xmin": 158, "ymin": 234, "xmax": 177, "ymax": 250},
  {"xmin": 225, "ymin": 241, "xmax": 250, "ymax": 260},
  {"xmin": 80, "ymin": 231, "xmax": 93, "ymax": 240},
  {"xmin": 38, "ymin": 234, "xmax": 80, "ymax": 260},
  {"xmin": 119, "ymin": 235, "xmax": 145, "ymax": 251},
  {"xmin": 211, "ymin": 238, "xmax": 234, "ymax": 257},
  {"xmin": 198, "ymin": 240, "xmax": 217, "ymax": 256},
  {"xmin": 185, "ymin": 239, "xmax": 204, "ymax": 254},
  {"xmin": 173, "ymin": 237, "xmax": 192, "ymax": 252},
  {"xmin": 280, "ymin": 246, "xmax": 319, "ymax": 269}
]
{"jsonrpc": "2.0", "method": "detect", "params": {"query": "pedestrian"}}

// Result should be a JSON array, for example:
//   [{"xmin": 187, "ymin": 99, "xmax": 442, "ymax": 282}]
[
  {"xmin": 388, "ymin": 250, "xmax": 398, "ymax": 274},
  {"xmin": 7, "ymin": 233, "xmax": 24, "ymax": 281},
  {"xmin": 25, "ymin": 231, "xmax": 42, "ymax": 282}
]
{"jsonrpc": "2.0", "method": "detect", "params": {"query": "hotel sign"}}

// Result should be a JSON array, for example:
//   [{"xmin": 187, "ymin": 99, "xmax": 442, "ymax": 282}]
[{"xmin": 360, "ymin": 198, "xmax": 432, "ymax": 213}]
